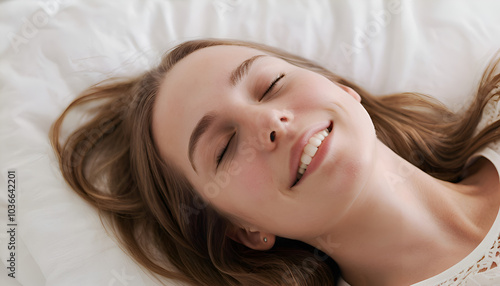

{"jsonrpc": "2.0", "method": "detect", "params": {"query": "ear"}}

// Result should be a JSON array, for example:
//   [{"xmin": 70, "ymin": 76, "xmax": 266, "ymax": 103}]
[
  {"xmin": 227, "ymin": 227, "xmax": 275, "ymax": 251},
  {"xmin": 336, "ymin": 83, "xmax": 361, "ymax": 102}
]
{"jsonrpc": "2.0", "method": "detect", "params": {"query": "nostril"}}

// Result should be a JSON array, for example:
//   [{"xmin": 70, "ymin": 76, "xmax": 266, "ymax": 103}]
[{"xmin": 270, "ymin": 131, "xmax": 276, "ymax": 142}]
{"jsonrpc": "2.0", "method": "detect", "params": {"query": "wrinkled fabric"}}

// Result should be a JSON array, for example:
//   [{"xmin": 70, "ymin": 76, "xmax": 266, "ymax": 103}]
[{"xmin": 2, "ymin": 1, "xmax": 500, "ymax": 285}]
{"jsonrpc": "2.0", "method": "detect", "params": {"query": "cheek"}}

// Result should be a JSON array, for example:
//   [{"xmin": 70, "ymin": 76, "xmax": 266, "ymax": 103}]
[
  {"xmin": 229, "ymin": 159, "xmax": 274, "ymax": 202},
  {"xmin": 206, "ymin": 159, "xmax": 276, "ymax": 221},
  {"xmin": 289, "ymin": 75, "xmax": 338, "ymax": 105}
]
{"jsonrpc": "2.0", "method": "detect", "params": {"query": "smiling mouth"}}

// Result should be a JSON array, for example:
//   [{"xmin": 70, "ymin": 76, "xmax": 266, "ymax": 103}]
[{"xmin": 292, "ymin": 121, "xmax": 333, "ymax": 187}]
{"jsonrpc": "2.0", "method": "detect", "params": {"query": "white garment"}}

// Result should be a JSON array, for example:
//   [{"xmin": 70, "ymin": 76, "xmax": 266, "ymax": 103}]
[{"xmin": 339, "ymin": 94, "xmax": 500, "ymax": 286}]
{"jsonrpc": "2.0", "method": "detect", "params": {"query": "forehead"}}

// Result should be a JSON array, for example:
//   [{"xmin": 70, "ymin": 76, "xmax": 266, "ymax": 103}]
[
  {"xmin": 152, "ymin": 45, "xmax": 265, "ymax": 173},
  {"xmin": 159, "ymin": 45, "xmax": 264, "ymax": 101}
]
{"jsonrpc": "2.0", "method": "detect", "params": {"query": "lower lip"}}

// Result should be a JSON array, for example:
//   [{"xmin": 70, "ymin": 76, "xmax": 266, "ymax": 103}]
[{"xmin": 294, "ymin": 125, "xmax": 333, "ymax": 187}]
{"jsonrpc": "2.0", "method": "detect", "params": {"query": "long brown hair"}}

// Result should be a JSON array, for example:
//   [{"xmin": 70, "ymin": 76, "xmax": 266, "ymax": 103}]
[{"xmin": 50, "ymin": 39, "xmax": 500, "ymax": 285}]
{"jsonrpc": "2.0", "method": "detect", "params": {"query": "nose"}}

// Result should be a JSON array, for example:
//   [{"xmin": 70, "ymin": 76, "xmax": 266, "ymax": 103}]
[{"xmin": 254, "ymin": 108, "xmax": 293, "ymax": 151}]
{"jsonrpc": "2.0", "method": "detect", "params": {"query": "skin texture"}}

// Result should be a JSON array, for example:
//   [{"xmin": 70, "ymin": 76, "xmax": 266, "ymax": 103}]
[{"xmin": 152, "ymin": 45, "xmax": 500, "ymax": 285}]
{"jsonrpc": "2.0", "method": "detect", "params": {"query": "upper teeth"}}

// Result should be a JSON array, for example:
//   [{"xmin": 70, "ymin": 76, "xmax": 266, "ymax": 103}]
[{"xmin": 297, "ymin": 128, "xmax": 330, "ymax": 180}]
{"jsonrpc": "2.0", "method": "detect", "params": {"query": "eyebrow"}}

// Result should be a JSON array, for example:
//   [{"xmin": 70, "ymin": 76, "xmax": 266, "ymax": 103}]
[
  {"xmin": 230, "ymin": 54, "xmax": 267, "ymax": 86},
  {"xmin": 188, "ymin": 55, "xmax": 267, "ymax": 172},
  {"xmin": 189, "ymin": 112, "xmax": 216, "ymax": 172}
]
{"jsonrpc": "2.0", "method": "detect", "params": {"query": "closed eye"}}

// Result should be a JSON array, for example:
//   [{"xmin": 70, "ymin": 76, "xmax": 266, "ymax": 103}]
[
  {"xmin": 259, "ymin": 73, "xmax": 285, "ymax": 101},
  {"xmin": 216, "ymin": 132, "xmax": 236, "ymax": 169}
]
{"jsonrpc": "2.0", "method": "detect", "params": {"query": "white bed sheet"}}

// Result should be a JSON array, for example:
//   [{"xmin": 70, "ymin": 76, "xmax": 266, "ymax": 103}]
[{"xmin": 1, "ymin": 0, "xmax": 500, "ymax": 285}]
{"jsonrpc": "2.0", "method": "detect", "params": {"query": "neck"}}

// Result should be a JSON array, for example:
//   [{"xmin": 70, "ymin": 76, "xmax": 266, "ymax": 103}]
[{"xmin": 307, "ymin": 141, "xmax": 500, "ymax": 286}]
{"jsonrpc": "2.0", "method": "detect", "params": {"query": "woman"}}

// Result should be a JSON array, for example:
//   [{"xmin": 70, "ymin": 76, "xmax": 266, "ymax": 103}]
[{"xmin": 50, "ymin": 39, "xmax": 500, "ymax": 285}]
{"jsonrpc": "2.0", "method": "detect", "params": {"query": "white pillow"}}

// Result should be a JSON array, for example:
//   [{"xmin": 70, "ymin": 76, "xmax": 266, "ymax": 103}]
[{"xmin": 1, "ymin": 0, "xmax": 500, "ymax": 285}]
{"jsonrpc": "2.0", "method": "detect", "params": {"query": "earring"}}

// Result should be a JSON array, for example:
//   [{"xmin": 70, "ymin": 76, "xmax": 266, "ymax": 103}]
[{"xmin": 263, "ymin": 237, "xmax": 268, "ymax": 243}]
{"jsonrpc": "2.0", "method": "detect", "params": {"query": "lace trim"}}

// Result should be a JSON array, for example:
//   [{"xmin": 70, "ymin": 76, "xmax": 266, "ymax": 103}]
[{"xmin": 429, "ymin": 234, "xmax": 500, "ymax": 285}]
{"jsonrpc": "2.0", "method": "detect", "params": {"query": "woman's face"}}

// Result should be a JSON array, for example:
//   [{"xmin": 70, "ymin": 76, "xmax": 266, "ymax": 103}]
[{"xmin": 152, "ymin": 45, "xmax": 377, "ymax": 242}]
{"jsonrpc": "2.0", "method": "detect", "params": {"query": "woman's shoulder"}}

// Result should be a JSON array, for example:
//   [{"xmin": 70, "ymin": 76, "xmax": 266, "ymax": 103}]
[
  {"xmin": 414, "ymin": 91, "xmax": 500, "ymax": 286},
  {"xmin": 410, "ymin": 207, "xmax": 500, "ymax": 286}
]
